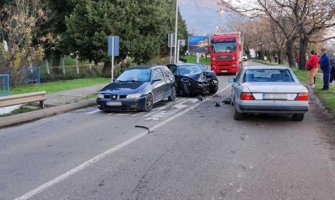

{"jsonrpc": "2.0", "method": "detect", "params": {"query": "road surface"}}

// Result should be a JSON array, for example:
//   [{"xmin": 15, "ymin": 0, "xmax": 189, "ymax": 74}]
[{"xmin": 1, "ymin": 61, "xmax": 335, "ymax": 200}]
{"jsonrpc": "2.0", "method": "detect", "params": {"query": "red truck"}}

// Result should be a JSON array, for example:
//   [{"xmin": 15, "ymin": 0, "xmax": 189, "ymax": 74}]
[{"xmin": 209, "ymin": 32, "xmax": 243, "ymax": 74}]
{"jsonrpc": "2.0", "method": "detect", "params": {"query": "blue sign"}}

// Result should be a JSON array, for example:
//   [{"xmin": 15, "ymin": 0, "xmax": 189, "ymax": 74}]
[
  {"xmin": 108, "ymin": 36, "xmax": 120, "ymax": 57},
  {"xmin": 188, "ymin": 36, "xmax": 209, "ymax": 54}
]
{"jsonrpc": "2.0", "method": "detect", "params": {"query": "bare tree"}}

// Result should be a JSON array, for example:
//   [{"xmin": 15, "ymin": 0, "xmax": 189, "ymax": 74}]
[
  {"xmin": 0, "ymin": 0, "xmax": 46, "ymax": 85},
  {"xmin": 219, "ymin": 0, "xmax": 335, "ymax": 69}
]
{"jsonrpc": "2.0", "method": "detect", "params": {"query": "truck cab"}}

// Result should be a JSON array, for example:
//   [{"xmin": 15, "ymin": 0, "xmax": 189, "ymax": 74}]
[{"xmin": 209, "ymin": 32, "xmax": 243, "ymax": 75}]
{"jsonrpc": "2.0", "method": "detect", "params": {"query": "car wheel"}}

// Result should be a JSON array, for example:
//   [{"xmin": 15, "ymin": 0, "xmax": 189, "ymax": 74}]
[
  {"xmin": 292, "ymin": 113, "xmax": 304, "ymax": 121},
  {"xmin": 143, "ymin": 93, "xmax": 154, "ymax": 112},
  {"xmin": 209, "ymin": 82, "xmax": 218, "ymax": 94},
  {"xmin": 168, "ymin": 87, "xmax": 177, "ymax": 101},
  {"xmin": 233, "ymin": 105, "xmax": 244, "ymax": 120},
  {"xmin": 180, "ymin": 85, "xmax": 190, "ymax": 97}
]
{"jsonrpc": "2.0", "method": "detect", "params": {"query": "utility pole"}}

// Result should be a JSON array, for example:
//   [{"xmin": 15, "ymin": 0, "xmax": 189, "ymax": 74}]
[{"xmin": 174, "ymin": 0, "xmax": 179, "ymax": 63}]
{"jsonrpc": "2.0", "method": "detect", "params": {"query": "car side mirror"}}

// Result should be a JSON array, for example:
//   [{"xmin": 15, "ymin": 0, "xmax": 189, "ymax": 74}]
[{"xmin": 228, "ymin": 78, "xmax": 236, "ymax": 83}]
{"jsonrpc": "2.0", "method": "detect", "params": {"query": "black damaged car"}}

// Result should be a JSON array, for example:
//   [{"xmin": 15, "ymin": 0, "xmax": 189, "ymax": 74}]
[
  {"xmin": 96, "ymin": 65, "xmax": 176, "ymax": 112},
  {"xmin": 167, "ymin": 63, "xmax": 219, "ymax": 96}
]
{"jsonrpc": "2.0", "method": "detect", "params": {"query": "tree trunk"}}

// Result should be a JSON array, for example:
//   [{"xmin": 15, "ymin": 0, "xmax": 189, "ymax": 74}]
[
  {"xmin": 286, "ymin": 39, "xmax": 295, "ymax": 67},
  {"xmin": 278, "ymin": 50, "xmax": 283, "ymax": 64},
  {"xmin": 51, "ymin": 51, "xmax": 62, "ymax": 74},
  {"xmin": 102, "ymin": 61, "xmax": 111, "ymax": 77},
  {"xmin": 298, "ymin": 37, "xmax": 309, "ymax": 70}
]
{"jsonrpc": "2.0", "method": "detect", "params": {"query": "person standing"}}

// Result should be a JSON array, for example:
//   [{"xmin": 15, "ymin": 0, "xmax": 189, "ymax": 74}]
[
  {"xmin": 330, "ymin": 56, "xmax": 335, "ymax": 83},
  {"xmin": 305, "ymin": 50, "xmax": 318, "ymax": 88},
  {"xmin": 319, "ymin": 48, "xmax": 332, "ymax": 90}
]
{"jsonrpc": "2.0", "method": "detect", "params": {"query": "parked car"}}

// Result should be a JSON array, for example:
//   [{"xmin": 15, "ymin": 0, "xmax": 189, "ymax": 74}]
[
  {"xmin": 96, "ymin": 65, "xmax": 176, "ymax": 112},
  {"xmin": 228, "ymin": 66, "xmax": 309, "ymax": 121},
  {"xmin": 167, "ymin": 63, "xmax": 219, "ymax": 96}
]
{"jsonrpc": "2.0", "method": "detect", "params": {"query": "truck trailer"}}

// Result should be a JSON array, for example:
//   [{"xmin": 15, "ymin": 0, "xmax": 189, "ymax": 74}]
[{"xmin": 209, "ymin": 32, "xmax": 243, "ymax": 74}]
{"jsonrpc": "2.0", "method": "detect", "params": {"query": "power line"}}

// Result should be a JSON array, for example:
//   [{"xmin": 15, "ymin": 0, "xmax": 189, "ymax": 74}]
[{"xmin": 192, "ymin": 0, "xmax": 206, "ymax": 14}]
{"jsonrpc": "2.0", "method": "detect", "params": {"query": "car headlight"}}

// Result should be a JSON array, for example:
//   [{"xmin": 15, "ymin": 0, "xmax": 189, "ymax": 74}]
[
  {"xmin": 97, "ymin": 94, "xmax": 104, "ymax": 99},
  {"xmin": 200, "ymin": 74, "xmax": 207, "ymax": 81},
  {"xmin": 126, "ymin": 93, "xmax": 141, "ymax": 99}
]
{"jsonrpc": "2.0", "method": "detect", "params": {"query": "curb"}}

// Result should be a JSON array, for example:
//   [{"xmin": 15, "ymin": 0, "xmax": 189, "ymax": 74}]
[{"xmin": 0, "ymin": 99, "xmax": 96, "ymax": 128}]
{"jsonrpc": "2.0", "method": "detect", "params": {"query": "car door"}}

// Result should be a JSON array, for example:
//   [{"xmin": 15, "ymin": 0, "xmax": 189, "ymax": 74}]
[
  {"xmin": 161, "ymin": 67, "xmax": 175, "ymax": 98},
  {"xmin": 231, "ymin": 69, "xmax": 243, "ymax": 102},
  {"xmin": 152, "ymin": 68, "xmax": 166, "ymax": 102}
]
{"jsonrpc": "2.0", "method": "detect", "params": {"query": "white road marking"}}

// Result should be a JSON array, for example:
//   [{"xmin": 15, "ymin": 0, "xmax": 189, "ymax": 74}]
[
  {"xmin": 14, "ymin": 84, "xmax": 231, "ymax": 200},
  {"xmin": 85, "ymin": 109, "xmax": 100, "ymax": 115},
  {"xmin": 131, "ymin": 113, "xmax": 142, "ymax": 117}
]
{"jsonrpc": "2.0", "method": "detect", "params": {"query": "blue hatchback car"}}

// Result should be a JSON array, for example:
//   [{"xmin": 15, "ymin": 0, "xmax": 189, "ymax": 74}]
[{"xmin": 96, "ymin": 65, "xmax": 176, "ymax": 112}]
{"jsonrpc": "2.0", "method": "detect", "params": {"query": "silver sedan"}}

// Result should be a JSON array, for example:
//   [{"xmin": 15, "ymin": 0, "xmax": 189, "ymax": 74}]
[{"xmin": 228, "ymin": 66, "xmax": 309, "ymax": 121}]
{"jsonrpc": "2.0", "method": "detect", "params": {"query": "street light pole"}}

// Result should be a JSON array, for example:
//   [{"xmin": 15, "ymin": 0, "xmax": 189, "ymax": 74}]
[{"xmin": 174, "ymin": 0, "xmax": 179, "ymax": 63}]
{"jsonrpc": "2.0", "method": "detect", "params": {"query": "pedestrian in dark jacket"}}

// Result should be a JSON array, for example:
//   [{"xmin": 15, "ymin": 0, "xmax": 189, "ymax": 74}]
[
  {"xmin": 330, "ymin": 57, "xmax": 335, "ymax": 83},
  {"xmin": 319, "ymin": 48, "xmax": 332, "ymax": 90}
]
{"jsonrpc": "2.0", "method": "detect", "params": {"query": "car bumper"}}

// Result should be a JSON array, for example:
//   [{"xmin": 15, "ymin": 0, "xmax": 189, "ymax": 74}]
[
  {"xmin": 96, "ymin": 97, "xmax": 146, "ymax": 111},
  {"xmin": 235, "ymin": 101, "xmax": 309, "ymax": 114},
  {"xmin": 180, "ymin": 81, "xmax": 210, "ymax": 95}
]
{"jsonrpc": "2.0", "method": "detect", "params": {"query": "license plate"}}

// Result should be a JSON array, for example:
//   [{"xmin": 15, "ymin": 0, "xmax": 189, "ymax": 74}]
[
  {"xmin": 106, "ymin": 101, "xmax": 122, "ymax": 106},
  {"xmin": 221, "ymin": 70, "xmax": 228, "ymax": 73},
  {"xmin": 263, "ymin": 93, "xmax": 288, "ymax": 100}
]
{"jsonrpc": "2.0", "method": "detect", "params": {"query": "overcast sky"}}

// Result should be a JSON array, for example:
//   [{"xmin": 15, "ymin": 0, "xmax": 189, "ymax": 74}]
[{"xmin": 179, "ymin": 0, "xmax": 248, "ymax": 35}]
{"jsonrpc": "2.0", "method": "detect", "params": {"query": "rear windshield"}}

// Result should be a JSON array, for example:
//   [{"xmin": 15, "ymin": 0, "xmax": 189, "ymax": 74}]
[{"xmin": 242, "ymin": 69, "xmax": 294, "ymax": 83}]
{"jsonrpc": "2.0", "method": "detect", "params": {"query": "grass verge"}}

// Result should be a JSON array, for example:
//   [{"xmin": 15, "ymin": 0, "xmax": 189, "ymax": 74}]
[
  {"xmin": 11, "ymin": 77, "xmax": 109, "ymax": 95},
  {"xmin": 0, "ymin": 106, "xmax": 39, "ymax": 117},
  {"xmin": 182, "ymin": 56, "xmax": 210, "ymax": 65}
]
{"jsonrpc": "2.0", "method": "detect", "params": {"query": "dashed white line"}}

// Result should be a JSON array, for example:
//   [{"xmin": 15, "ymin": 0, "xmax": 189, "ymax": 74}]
[{"xmin": 14, "ymin": 84, "xmax": 231, "ymax": 200}]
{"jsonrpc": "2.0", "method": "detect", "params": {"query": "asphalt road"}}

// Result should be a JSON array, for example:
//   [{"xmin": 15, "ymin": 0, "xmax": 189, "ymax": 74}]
[{"xmin": 1, "ymin": 61, "xmax": 335, "ymax": 200}]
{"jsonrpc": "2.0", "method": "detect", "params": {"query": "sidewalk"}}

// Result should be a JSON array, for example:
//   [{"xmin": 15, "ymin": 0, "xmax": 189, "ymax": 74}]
[
  {"xmin": 45, "ymin": 84, "xmax": 106, "ymax": 107},
  {"xmin": 0, "ymin": 83, "xmax": 106, "ymax": 128}
]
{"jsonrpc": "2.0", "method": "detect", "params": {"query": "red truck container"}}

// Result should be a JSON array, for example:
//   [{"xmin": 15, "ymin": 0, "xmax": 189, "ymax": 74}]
[{"xmin": 209, "ymin": 32, "xmax": 243, "ymax": 74}]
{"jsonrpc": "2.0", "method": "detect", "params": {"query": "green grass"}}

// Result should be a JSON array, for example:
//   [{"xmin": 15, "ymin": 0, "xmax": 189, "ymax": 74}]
[
  {"xmin": 313, "ymin": 81, "xmax": 335, "ymax": 114},
  {"xmin": 11, "ymin": 77, "xmax": 110, "ymax": 95},
  {"xmin": 0, "ymin": 106, "xmax": 39, "ymax": 117},
  {"xmin": 182, "ymin": 55, "xmax": 210, "ymax": 65}
]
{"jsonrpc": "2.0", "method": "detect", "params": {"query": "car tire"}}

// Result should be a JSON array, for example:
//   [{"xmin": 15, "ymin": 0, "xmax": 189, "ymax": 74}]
[
  {"xmin": 292, "ymin": 113, "xmax": 304, "ymax": 121},
  {"xmin": 209, "ymin": 82, "xmax": 218, "ymax": 94},
  {"xmin": 143, "ymin": 93, "xmax": 154, "ymax": 112},
  {"xmin": 233, "ymin": 105, "xmax": 244, "ymax": 120},
  {"xmin": 168, "ymin": 87, "xmax": 177, "ymax": 101},
  {"xmin": 180, "ymin": 85, "xmax": 190, "ymax": 97}
]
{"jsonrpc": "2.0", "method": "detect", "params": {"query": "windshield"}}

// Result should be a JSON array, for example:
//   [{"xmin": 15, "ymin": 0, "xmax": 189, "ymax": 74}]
[
  {"xmin": 196, "ymin": 63, "xmax": 209, "ymax": 70},
  {"xmin": 177, "ymin": 65, "xmax": 203, "ymax": 76},
  {"xmin": 213, "ymin": 41, "xmax": 236, "ymax": 53},
  {"xmin": 116, "ymin": 68, "xmax": 151, "ymax": 82},
  {"xmin": 243, "ymin": 69, "xmax": 294, "ymax": 83}
]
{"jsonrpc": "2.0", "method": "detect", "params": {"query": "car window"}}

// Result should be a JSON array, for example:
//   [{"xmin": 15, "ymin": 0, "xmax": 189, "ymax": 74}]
[
  {"xmin": 243, "ymin": 69, "xmax": 294, "ymax": 82},
  {"xmin": 167, "ymin": 65, "xmax": 178, "ymax": 75},
  {"xmin": 116, "ymin": 68, "xmax": 151, "ymax": 82},
  {"xmin": 196, "ymin": 63, "xmax": 206, "ymax": 70},
  {"xmin": 177, "ymin": 65, "xmax": 202, "ymax": 75},
  {"xmin": 162, "ymin": 67, "xmax": 173, "ymax": 78},
  {"xmin": 153, "ymin": 68, "xmax": 165, "ymax": 81}
]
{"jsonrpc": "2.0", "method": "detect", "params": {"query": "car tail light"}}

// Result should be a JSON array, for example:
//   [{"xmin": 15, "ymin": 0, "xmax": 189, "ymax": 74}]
[
  {"xmin": 240, "ymin": 92, "xmax": 255, "ymax": 100},
  {"xmin": 295, "ymin": 92, "xmax": 309, "ymax": 101}
]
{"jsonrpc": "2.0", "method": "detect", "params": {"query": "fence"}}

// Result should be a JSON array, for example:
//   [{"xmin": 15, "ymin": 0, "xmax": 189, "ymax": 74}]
[
  {"xmin": 41, "ymin": 60, "xmax": 105, "ymax": 82},
  {"xmin": 22, "ymin": 67, "xmax": 40, "ymax": 84},
  {"xmin": 0, "ymin": 74, "xmax": 10, "ymax": 96}
]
